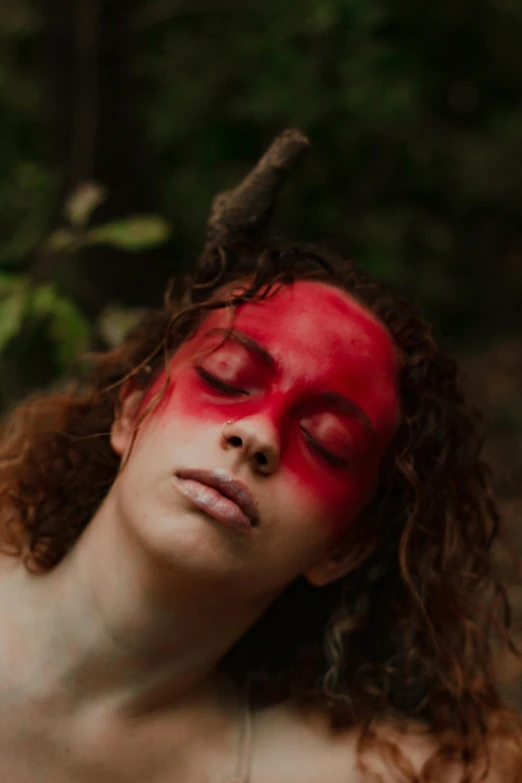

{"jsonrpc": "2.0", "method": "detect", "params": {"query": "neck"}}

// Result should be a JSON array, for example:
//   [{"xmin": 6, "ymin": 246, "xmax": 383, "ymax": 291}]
[{"xmin": 0, "ymin": 494, "xmax": 270, "ymax": 721}]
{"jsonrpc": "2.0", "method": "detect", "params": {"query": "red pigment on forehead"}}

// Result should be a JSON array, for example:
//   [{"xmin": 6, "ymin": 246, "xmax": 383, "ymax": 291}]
[{"xmin": 148, "ymin": 281, "xmax": 400, "ymax": 535}]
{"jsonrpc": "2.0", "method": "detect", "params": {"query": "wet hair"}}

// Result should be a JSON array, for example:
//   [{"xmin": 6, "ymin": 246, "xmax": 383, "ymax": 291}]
[{"xmin": 0, "ymin": 240, "xmax": 520, "ymax": 781}]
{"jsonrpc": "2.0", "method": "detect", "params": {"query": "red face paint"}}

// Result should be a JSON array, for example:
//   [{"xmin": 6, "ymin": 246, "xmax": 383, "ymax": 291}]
[{"xmin": 144, "ymin": 281, "xmax": 400, "ymax": 537}]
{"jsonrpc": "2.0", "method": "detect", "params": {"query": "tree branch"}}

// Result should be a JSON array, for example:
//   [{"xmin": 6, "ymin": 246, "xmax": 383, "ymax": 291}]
[{"xmin": 204, "ymin": 128, "xmax": 311, "ymax": 248}]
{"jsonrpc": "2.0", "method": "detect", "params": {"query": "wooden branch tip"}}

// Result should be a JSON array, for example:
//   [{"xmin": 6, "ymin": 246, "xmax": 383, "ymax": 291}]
[{"xmin": 205, "ymin": 128, "xmax": 311, "ymax": 245}]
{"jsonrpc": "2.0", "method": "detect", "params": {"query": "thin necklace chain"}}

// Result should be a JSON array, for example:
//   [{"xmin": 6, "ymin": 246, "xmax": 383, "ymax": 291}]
[{"xmin": 230, "ymin": 689, "xmax": 254, "ymax": 783}]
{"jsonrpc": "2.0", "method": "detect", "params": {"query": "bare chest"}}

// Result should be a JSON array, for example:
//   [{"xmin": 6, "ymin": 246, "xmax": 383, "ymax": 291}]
[
  {"xmin": 0, "ymin": 707, "xmax": 239, "ymax": 783},
  {"xmin": 0, "ymin": 742, "xmax": 243, "ymax": 783},
  {"xmin": 0, "ymin": 701, "xmax": 360, "ymax": 783}
]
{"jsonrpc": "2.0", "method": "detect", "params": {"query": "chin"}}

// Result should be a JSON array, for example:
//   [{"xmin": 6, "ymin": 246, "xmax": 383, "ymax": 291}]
[{"xmin": 127, "ymin": 503, "xmax": 247, "ymax": 578}]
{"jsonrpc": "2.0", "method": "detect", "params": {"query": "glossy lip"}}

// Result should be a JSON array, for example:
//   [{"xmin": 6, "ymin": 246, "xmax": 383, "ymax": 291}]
[{"xmin": 175, "ymin": 468, "xmax": 260, "ymax": 528}]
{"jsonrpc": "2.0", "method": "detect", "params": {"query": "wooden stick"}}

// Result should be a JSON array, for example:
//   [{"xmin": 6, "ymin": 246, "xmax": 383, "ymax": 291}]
[{"xmin": 204, "ymin": 128, "xmax": 310, "ymax": 247}]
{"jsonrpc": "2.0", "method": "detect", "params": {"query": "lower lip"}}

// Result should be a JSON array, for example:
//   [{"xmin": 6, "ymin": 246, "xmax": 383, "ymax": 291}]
[{"xmin": 175, "ymin": 479, "xmax": 252, "ymax": 533}]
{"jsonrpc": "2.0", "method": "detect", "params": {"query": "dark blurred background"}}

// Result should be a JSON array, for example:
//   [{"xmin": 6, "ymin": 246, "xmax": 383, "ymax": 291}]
[{"xmin": 1, "ymin": 0, "xmax": 521, "ymax": 700}]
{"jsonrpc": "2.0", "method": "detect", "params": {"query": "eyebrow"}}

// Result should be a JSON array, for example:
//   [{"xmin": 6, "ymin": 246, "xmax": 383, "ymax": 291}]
[
  {"xmin": 203, "ymin": 328, "xmax": 375, "ymax": 437},
  {"xmin": 203, "ymin": 328, "xmax": 277, "ymax": 371}
]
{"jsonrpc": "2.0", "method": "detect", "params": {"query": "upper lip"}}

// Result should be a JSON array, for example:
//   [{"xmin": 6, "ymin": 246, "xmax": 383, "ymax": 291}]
[{"xmin": 175, "ymin": 468, "xmax": 259, "ymax": 526}]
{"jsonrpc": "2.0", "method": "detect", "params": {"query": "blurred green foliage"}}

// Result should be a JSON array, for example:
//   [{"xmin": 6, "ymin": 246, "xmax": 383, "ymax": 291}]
[
  {"xmin": 134, "ymin": 0, "xmax": 522, "ymax": 326},
  {"xmin": 1, "ymin": 0, "xmax": 522, "ymax": 409}
]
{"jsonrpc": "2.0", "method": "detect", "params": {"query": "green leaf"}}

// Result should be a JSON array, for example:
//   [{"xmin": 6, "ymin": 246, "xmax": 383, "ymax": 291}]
[
  {"xmin": 0, "ymin": 288, "xmax": 27, "ymax": 352},
  {"xmin": 97, "ymin": 304, "xmax": 147, "ymax": 348},
  {"xmin": 45, "ymin": 227, "xmax": 78, "ymax": 252},
  {"xmin": 48, "ymin": 296, "xmax": 90, "ymax": 367},
  {"xmin": 0, "ymin": 283, "xmax": 92, "ymax": 369},
  {"xmin": 65, "ymin": 182, "xmax": 107, "ymax": 228},
  {"xmin": 30, "ymin": 283, "xmax": 59, "ymax": 316},
  {"xmin": 87, "ymin": 215, "xmax": 171, "ymax": 252},
  {"xmin": 0, "ymin": 273, "xmax": 25, "ymax": 296},
  {"xmin": 26, "ymin": 284, "xmax": 90, "ymax": 367}
]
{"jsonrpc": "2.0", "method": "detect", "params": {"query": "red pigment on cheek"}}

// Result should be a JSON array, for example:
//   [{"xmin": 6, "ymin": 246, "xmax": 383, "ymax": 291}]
[
  {"xmin": 139, "ymin": 280, "xmax": 398, "ymax": 536},
  {"xmin": 282, "ymin": 437, "xmax": 378, "ymax": 535},
  {"xmin": 147, "ymin": 369, "xmax": 379, "ymax": 537},
  {"xmin": 138, "ymin": 371, "xmax": 174, "ymax": 418},
  {"xmin": 227, "ymin": 285, "xmax": 393, "ymax": 534},
  {"xmin": 173, "ymin": 379, "xmax": 377, "ymax": 537}
]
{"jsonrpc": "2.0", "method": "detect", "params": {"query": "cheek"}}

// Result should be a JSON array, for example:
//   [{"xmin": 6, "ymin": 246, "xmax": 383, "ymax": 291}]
[
  {"xmin": 141, "ymin": 369, "xmax": 382, "ymax": 538},
  {"xmin": 282, "ymin": 440, "xmax": 380, "ymax": 538}
]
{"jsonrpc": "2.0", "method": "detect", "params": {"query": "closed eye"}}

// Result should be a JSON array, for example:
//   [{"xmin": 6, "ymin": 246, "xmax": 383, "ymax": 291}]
[
  {"xmin": 300, "ymin": 425, "xmax": 349, "ymax": 469},
  {"xmin": 195, "ymin": 366, "xmax": 249, "ymax": 397}
]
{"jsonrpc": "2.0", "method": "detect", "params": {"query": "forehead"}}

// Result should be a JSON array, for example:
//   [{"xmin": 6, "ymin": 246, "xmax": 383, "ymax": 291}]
[
  {"xmin": 183, "ymin": 280, "xmax": 400, "ymax": 408},
  {"xmin": 203, "ymin": 280, "xmax": 396, "ymax": 371},
  {"xmin": 165, "ymin": 280, "xmax": 401, "ymax": 442}
]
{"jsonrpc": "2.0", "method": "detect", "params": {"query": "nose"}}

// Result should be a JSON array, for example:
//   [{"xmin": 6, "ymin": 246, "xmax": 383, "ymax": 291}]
[{"xmin": 221, "ymin": 416, "xmax": 280, "ymax": 475}]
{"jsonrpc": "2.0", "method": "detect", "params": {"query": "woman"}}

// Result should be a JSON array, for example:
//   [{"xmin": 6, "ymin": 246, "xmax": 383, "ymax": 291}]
[{"xmin": 0, "ymin": 135, "xmax": 520, "ymax": 781}]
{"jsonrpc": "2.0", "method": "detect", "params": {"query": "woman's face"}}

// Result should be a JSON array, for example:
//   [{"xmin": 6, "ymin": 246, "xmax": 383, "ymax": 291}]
[{"xmin": 110, "ymin": 280, "xmax": 400, "ymax": 598}]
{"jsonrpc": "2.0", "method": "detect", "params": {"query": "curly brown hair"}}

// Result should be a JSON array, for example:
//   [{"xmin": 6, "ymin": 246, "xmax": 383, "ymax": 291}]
[{"xmin": 0, "ymin": 240, "xmax": 520, "ymax": 781}]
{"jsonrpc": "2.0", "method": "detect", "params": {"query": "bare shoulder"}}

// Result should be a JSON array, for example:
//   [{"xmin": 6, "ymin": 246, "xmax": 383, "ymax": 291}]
[{"xmin": 252, "ymin": 701, "xmax": 512, "ymax": 783}]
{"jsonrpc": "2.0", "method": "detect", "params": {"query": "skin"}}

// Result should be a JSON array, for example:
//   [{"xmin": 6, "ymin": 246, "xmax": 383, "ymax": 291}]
[
  {"xmin": 149, "ymin": 280, "xmax": 399, "ymax": 541},
  {"xmin": 108, "ymin": 280, "xmax": 400, "ymax": 603},
  {"xmin": 0, "ymin": 280, "xmax": 407, "ymax": 782}
]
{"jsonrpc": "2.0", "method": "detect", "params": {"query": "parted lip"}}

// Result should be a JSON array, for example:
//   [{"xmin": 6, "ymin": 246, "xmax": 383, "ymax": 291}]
[{"xmin": 175, "ymin": 468, "xmax": 259, "ymax": 527}]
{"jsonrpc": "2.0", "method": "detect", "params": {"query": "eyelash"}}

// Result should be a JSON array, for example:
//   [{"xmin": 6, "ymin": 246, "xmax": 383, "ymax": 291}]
[
  {"xmin": 196, "ymin": 367, "xmax": 248, "ymax": 397},
  {"xmin": 300, "ymin": 426, "xmax": 349, "ymax": 469},
  {"xmin": 197, "ymin": 368, "xmax": 349, "ymax": 469}
]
